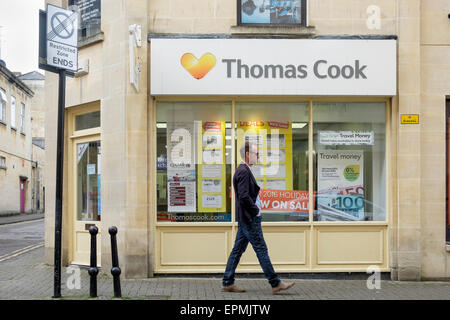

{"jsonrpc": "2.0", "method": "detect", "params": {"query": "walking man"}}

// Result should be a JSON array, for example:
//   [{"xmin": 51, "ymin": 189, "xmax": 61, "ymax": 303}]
[{"xmin": 222, "ymin": 141, "xmax": 295, "ymax": 294}]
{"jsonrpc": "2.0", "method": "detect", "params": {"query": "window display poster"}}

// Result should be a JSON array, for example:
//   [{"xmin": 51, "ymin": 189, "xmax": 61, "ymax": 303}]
[
  {"xmin": 167, "ymin": 122, "xmax": 197, "ymax": 212},
  {"xmin": 237, "ymin": 121, "xmax": 293, "ymax": 190},
  {"xmin": 259, "ymin": 189, "xmax": 312, "ymax": 213},
  {"xmin": 167, "ymin": 169, "xmax": 196, "ymax": 212},
  {"xmin": 319, "ymin": 131, "xmax": 374, "ymax": 146},
  {"xmin": 198, "ymin": 121, "xmax": 226, "ymax": 212},
  {"xmin": 317, "ymin": 150, "xmax": 364, "ymax": 220}
]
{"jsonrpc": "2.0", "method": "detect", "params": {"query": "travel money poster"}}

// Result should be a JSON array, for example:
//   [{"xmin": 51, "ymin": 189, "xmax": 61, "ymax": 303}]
[
  {"xmin": 317, "ymin": 150, "xmax": 364, "ymax": 220},
  {"xmin": 167, "ymin": 122, "xmax": 196, "ymax": 212},
  {"xmin": 236, "ymin": 121, "xmax": 293, "ymax": 192},
  {"xmin": 197, "ymin": 121, "xmax": 226, "ymax": 212}
]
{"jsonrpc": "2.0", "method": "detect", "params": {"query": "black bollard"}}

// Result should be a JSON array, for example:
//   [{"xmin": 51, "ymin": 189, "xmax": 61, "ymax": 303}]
[
  {"xmin": 88, "ymin": 226, "xmax": 98, "ymax": 298},
  {"xmin": 109, "ymin": 226, "xmax": 122, "ymax": 298},
  {"xmin": 88, "ymin": 226, "xmax": 99, "ymax": 298}
]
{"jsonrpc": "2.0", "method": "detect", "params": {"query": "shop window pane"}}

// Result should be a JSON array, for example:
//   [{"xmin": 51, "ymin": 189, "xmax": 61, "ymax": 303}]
[
  {"xmin": 313, "ymin": 102, "xmax": 386, "ymax": 222},
  {"xmin": 75, "ymin": 111, "xmax": 100, "ymax": 131},
  {"xmin": 156, "ymin": 102, "xmax": 232, "ymax": 222},
  {"xmin": 77, "ymin": 141, "xmax": 101, "ymax": 221},
  {"xmin": 236, "ymin": 102, "xmax": 309, "ymax": 222}
]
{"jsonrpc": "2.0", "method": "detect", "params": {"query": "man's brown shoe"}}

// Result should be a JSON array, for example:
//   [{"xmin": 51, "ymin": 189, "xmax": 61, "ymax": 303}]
[
  {"xmin": 272, "ymin": 281, "xmax": 295, "ymax": 294},
  {"xmin": 221, "ymin": 284, "xmax": 246, "ymax": 293}
]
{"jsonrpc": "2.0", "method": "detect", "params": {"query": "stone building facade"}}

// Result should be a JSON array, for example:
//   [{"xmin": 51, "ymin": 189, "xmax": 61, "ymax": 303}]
[
  {"xmin": 44, "ymin": 0, "xmax": 450, "ymax": 281},
  {"xmin": 0, "ymin": 62, "xmax": 35, "ymax": 214}
]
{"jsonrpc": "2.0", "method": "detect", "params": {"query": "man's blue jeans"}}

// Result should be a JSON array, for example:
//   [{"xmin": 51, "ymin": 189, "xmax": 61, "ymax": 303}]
[{"xmin": 222, "ymin": 216, "xmax": 281, "ymax": 288}]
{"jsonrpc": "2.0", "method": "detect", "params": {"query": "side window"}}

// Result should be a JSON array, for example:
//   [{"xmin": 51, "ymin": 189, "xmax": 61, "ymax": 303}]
[
  {"xmin": 10, "ymin": 96, "xmax": 16, "ymax": 128},
  {"xmin": 238, "ymin": 0, "xmax": 307, "ymax": 26},
  {"xmin": 20, "ymin": 103, "xmax": 25, "ymax": 133},
  {"xmin": 0, "ymin": 88, "xmax": 6, "ymax": 122}
]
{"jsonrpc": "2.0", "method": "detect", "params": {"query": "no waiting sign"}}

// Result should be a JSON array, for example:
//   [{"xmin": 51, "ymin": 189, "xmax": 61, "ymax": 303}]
[{"xmin": 46, "ymin": 4, "xmax": 78, "ymax": 72}]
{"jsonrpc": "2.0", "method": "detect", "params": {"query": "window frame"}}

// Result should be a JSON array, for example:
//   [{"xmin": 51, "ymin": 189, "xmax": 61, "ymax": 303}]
[
  {"xmin": 446, "ymin": 99, "xmax": 450, "ymax": 243},
  {"xmin": 0, "ymin": 156, "xmax": 5, "ymax": 169},
  {"xmin": 237, "ymin": 0, "xmax": 307, "ymax": 27}
]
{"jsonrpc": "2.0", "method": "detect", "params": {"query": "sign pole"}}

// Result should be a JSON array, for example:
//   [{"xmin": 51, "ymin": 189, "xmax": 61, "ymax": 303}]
[{"xmin": 53, "ymin": 68, "xmax": 66, "ymax": 298}]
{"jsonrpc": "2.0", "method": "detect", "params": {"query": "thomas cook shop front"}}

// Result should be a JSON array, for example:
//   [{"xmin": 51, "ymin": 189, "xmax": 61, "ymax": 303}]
[{"xmin": 149, "ymin": 38, "xmax": 396, "ymax": 274}]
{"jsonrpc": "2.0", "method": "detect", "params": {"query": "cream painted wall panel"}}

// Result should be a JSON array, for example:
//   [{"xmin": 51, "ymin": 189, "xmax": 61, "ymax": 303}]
[
  {"xmin": 421, "ymin": 0, "xmax": 450, "ymax": 44},
  {"xmin": 215, "ymin": 1, "xmax": 235, "ymax": 18},
  {"xmin": 160, "ymin": 229, "xmax": 229, "ymax": 266},
  {"xmin": 316, "ymin": 228, "xmax": 384, "ymax": 264},
  {"xmin": 240, "ymin": 228, "xmax": 308, "ymax": 265},
  {"xmin": 171, "ymin": 0, "xmax": 214, "ymax": 18}
]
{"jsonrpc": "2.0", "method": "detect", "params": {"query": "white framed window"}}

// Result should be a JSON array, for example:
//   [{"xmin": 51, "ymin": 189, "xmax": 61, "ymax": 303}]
[
  {"xmin": 0, "ymin": 156, "xmax": 5, "ymax": 169},
  {"xmin": 20, "ymin": 102, "xmax": 25, "ymax": 133},
  {"xmin": 0, "ymin": 88, "xmax": 6, "ymax": 122},
  {"xmin": 10, "ymin": 96, "xmax": 16, "ymax": 128}
]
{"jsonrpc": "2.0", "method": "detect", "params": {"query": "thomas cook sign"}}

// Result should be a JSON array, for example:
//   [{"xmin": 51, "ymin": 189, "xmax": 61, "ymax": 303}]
[
  {"xmin": 151, "ymin": 39, "xmax": 396, "ymax": 96},
  {"xmin": 46, "ymin": 4, "xmax": 78, "ymax": 72}
]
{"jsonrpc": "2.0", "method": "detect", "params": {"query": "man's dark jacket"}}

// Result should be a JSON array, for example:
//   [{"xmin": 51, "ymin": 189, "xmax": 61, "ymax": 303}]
[{"xmin": 233, "ymin": 163, "xmax": 260, "ymax": 224}]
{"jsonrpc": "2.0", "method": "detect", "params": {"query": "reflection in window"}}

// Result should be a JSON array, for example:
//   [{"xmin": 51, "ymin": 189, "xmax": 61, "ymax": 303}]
[
  {"xmin": 156, "ymin": 102, "xmax": 232, "ymax": 222},
  {"xmin": 239, "ymin": 0, "xmax": 306, "ymax": 25},
  {"xmin": 0, "ymin": 88, "xmax": 6, "ymax": 122},
  {"xmin": 236, "ymin": 102, "xmax": 309, "ymax": 221},
  {"xmin": 68, "ymin": 0, "xmax": 101, "ymax": 41},
  {"xmin": 77, "ymin": 141, "xmax": 101, "ymax": 221},
  {"xmin": 313, "ymin": 102, "xmax": 386, "ymax": 222},
  {"xmin": 75, "ymin": 111, "xmax": 100, "ymax": 131}
]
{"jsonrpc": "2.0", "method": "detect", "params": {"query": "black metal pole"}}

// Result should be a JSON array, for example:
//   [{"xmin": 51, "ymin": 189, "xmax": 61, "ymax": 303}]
[
  {"xmin": 109, "ymin": 226, "xmax": 122, "ymax": 298},
  {"xmin": 53, "ymin": 69, "xmax": 66, "ymax": 298},
  {"xmin": 88, "ymin": 226, "xmax": 99, "ymax": 298}
]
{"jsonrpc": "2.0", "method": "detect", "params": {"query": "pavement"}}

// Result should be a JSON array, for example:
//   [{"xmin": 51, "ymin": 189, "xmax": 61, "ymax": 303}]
[
  {"xmin": 0, "ymin": 211, "xmax": 44, "ymax": 225},
  {"xmin": 0, "ymin": 212, "xmax": 449, "ymax": 301}
]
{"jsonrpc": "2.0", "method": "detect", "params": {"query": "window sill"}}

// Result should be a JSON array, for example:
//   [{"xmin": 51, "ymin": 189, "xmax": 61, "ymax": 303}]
[
  {"xmin": 0, "ymin": 120, "xmax": 6, "ymax": 127},
  {"xmin": 11, "ymin": 127, "xmax": 16, "ymax": 132},
  {"xmin": 446, "ymin": 244, "xmax": 450, "ymax": 252},
  {"xmin": 0, "ymin": 166, "xmax": 6, "ymax": 170},
  {"xmin": 78, "ymin": 32, "xmax": 104, "ymax": 49},
  {"xmin": 20, "ymin": 132, "xmax": 25, "ymax": 137},
  {"xmin": 230, "ymin": 25, "xmax": 316, "ymax": 38}
]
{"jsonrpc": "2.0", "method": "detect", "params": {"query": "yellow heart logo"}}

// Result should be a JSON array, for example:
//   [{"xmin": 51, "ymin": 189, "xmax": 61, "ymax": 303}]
[{"xmin": 181, "ymin": 53, "xmax": 216, "ymax": 79}]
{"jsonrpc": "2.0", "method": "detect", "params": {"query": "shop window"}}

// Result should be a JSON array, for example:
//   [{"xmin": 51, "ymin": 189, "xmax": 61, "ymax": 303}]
[
  {"xmin": 75, "ymin": 110, "xmax": 100, "ymax": 131},
  {"xmin": 10, "ymin": 96, "xmax": 15, "ymax": 129},
  {"xmin": 156, "ymin": 102, "xmax": 232, "ymax": 223},
  {"xmin": 68, "ymin": 0, "xmax": 101, "ymax": 42},
  {"xmin": 238, "ymin": 0, "xmax": 307, "ymax": 26},
  {"xmin": 313, "ymin": 102, "xmax": 386, "ymax": 222},
  {"xmin": 0, "ymin": 88, "xmax": 6, "ymax": 122},
  {"xmin": 77, "ymin": 141, "xmax": 101, "ymax": 221},
  {"xmin": 236, "ymin": 102, "xmax": 309, "ymax": 222}
]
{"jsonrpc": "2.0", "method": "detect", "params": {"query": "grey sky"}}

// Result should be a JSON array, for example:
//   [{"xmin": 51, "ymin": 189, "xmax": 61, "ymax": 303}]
[{"xmin": 0, "ymin": 0, "xmax": 45, "ymax": 74}]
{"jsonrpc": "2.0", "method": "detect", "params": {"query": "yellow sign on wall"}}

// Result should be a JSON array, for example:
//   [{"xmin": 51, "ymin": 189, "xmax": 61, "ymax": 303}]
[{"xmin": 401, "ymin": 114, "xmax": 419, "ymax": 124}]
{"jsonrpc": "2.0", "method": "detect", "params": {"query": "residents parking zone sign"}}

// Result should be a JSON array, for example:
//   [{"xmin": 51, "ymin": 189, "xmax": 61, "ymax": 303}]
[{"xmin": 46, "ymin": 4, "xmax": 78, "ymax": 72}]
